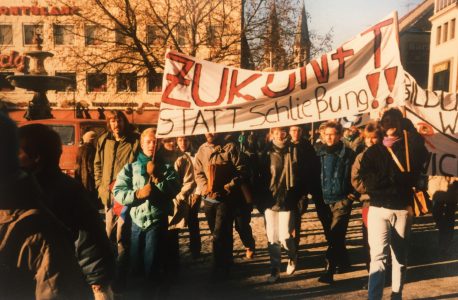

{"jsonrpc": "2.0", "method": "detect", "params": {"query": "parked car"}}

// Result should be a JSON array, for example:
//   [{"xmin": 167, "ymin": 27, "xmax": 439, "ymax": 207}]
[{"xmin": 18, "ymin": 118, "xmax": 107, "ymax": 176}]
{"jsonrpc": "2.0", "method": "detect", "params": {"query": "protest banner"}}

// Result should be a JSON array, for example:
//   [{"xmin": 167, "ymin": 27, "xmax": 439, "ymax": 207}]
[
  {"xmin": 404, "ymin": 73, "xmax": 458, "ymax": 177},
  {"xmin": 157, "ymin": 12, "xmax": 405, "ymax": 137}
]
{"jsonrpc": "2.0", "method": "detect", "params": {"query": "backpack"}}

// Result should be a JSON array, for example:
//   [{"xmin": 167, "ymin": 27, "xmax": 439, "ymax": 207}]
[{"xmin": 206, "ymin": 146, "xmax": 236, "ymax": 195}]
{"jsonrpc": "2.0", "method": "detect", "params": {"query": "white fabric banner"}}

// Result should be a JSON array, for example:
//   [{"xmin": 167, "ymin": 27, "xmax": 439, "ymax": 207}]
[
  {"xmin": 157, "ymin": 12, "xmax": 405, "ymax": 137},
  {"xmin": 404, "ymin": 73, "xmax": 458, "ymax": 177}
]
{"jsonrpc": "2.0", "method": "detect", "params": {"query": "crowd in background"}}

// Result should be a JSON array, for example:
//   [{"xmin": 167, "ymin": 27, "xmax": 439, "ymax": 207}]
[{"xmin": 0, "ymin": 107, "xmax": 457, "ymax": 300}]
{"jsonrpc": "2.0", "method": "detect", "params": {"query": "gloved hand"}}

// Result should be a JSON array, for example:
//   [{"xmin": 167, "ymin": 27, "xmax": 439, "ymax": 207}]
[
  {"xmin": 146, "ymin": 161, "xmax": 162, "ymax": 184},
  {"xmin": 223, "ymin": 183, "xmax": 231, "ymax": 195},
  {"xmin": 135, "ymin": 183, "xmax": 152, "ymax": 200}
]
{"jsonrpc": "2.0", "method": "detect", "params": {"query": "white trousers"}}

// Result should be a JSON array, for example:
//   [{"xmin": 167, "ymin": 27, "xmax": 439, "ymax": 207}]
[{"xmin": 368, "ymin": 206, "xmax": 412, "ymax": 300}]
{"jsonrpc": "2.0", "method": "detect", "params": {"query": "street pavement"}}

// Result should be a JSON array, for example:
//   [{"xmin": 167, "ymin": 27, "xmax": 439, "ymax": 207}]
[{"xmin": 134, "ymin": 202, "xmax": 458, "ymax": 299}]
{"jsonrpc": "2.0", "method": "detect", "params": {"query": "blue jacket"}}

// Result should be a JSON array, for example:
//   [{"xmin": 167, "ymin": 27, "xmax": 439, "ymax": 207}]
[
  {"xmin": 317, "ymin": 142, "xmax": 356, "ymax": 204},
  {"xmin": 113, "ymin": 160, "xmax": 180, "ymax": 231}
]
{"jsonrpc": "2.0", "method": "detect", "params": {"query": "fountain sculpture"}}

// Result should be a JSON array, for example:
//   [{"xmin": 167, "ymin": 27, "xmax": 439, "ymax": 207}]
[{"xmin": 7, "ymin": 31, "xmax": 72, "ymax": 120}]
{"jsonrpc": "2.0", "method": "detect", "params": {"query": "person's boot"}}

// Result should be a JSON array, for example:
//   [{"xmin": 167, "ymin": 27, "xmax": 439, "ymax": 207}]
[
  {"xmin": 267, "ymin": 267, "xmax": 280, "ymax": 283},
  {"xmin": 284, "ymin": 238, "xmax": 298, "ymax": 275},
  {"xmin": 318, "ymin": 259, "xmax": 335, "ymax": 284},
  {"xmin": 267, "ymin": 243, "xmax": 282, "ymax": 281},
  {"xmin": 245, "ymin": 248, "xmax": 255, "ymax": 259}
]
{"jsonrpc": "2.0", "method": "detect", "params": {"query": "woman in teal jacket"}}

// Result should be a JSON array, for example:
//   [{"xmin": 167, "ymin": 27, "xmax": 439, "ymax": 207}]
[{"xmin": 113, "ymin": 128, "xmax": 180, "ymax": 285}]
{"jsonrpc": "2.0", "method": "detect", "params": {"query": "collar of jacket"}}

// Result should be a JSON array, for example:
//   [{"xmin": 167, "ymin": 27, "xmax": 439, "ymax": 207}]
[{"xmin": 317, "ymin": 141, "xmax": 346, "ymax": 157}]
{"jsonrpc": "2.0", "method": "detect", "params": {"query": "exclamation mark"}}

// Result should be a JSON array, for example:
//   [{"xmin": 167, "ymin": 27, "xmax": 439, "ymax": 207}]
[
  {"xmin": 384, "ymin": 66, "xmax": 397, "ymax": 105},
  {"xmin": 366, "ymin": 72, "xmax": 380, "ymax": 108}
]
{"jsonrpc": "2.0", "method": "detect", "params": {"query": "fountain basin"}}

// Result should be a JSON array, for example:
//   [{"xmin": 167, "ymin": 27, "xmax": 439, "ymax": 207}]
[{"xmin": 7, "ymin": 75, "xmax": 73, "ymax": 92}]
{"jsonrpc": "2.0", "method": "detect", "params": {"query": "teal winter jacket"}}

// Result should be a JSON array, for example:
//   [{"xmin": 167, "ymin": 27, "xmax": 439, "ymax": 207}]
[{"xmin": 113, "ymin": 159, "xmax": 181, "ymax": 230}]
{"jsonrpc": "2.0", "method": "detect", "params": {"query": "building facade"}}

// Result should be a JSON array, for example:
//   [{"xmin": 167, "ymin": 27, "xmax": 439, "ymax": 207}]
[
  {"xmin": 0, "ymin": 0, "xmax": 242, "ymax": 123},
  {"xmin": 399, "ymin": 0, "xmax": 434, "ymax": 89},
  {"xmin": 429, "ymin": 0, "xmax": 458, "ymax": 92}
]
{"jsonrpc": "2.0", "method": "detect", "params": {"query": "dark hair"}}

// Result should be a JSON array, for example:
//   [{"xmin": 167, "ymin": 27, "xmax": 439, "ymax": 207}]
[
  {"xmin": 322, "ymin": 121, "xmax": 343, "ymax": 135},
  {"xmin": 363, "ymin": 121, "xmax": 383, "ymax": 140},
  {"xmin": 105, "ymin": 110, "xmax": 133, "ymax": 135},
  {"xmin": 18, "ymin": 124, "xmax": 62, "ymax": 168},
  {"xmin": 0, "ymin": 112, "xmax": 19, "ymax": 177},
  {"xmin": 381, "ymin": 108, "xmax": 403, "ymax": 135}
]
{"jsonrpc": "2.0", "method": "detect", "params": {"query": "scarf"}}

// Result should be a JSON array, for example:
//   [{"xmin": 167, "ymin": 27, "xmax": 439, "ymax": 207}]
[
  {"xmin": 383, "ymin": 136, "xmax": 401, "ymax": 148},
  {"xmin": 325, "ymin": 141, "xmax": 342, "ymax": 154},
  {"xmin": 137, "ymin": 151, "xmax": 152, "ymax": 176}
]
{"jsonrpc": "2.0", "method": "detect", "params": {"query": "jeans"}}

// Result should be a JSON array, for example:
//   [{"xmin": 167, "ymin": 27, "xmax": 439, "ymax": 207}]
[
  {"xmin": 326, "ymin": 199, "xmax": 353, "ymax": 270},
  {"xmin": 130, "ymin": 219, "xmax": 167, "ymax": 280},
  {"xmin": 234, "ymin": 203, "xmax": 255, "ymax": 250},
  {"xmin": 264, "ymin": 209, "xmax": 297, "ymax": 270},
  {"xmin": 105, "ymin": 206, "xmax": 131, "ymax": 290},
  {"xmin": 203, "ymin": 200, "xmax": 234, "ymax": 269},
  {"xmin": 368, "ymin": 206, "xmax": 412, "ymax": 300}
]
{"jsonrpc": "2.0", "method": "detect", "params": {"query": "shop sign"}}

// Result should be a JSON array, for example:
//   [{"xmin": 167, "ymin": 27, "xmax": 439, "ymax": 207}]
[{"xmin": 0, "ymin": 6, "xmax": 79, "ymax": 16}]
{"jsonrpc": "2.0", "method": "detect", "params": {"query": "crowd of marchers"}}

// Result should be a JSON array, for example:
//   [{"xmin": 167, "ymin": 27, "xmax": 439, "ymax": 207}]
[{"xmin": 0, "ymin": 107, "xmax": 457, "ymax": 300}]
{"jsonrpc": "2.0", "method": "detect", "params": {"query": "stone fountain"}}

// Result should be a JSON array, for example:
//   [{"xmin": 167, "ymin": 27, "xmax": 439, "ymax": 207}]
[{"xmin": 7, "ymin": 32, "xmax": 72, "ymax": 120}]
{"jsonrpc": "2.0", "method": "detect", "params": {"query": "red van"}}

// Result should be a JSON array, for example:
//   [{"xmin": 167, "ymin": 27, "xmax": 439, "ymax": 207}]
[{"xmin": 18, "ymin": 118, "xmax": 107, "ymax": 176}]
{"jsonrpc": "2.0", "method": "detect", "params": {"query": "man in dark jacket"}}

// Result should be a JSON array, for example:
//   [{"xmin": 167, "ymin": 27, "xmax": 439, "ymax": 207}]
[
  {"xmin": 360, "ymin": 108, "xmax": 429, "ymax": 300},
  {"xmin": 18, "ymin": 124, "xmax": 116, "ymax": 298},
  {"xmin": 317, "ymin": 121, "xmax": 357, "ymax": 284},
  {"xmin": 194, "ymin": 132, "xmax": 247, "ymax": 278},
  {"xmin": 289, "ymin": 125, "xmax": 331, "ymax": 248},
  {"xmin": 94, "ymin": 110, "xmax": 140, "ymax": 292},
  {"xmin": 75, "ymin": 130, "xmax": 99, "ymax": 208},
  {"xmin": 259, "ymin": 127, "xmax": 304, "ymax": 283},
  {"xmin": 0, "ymin": 113, "xmax": 91, "ymax": 299}
]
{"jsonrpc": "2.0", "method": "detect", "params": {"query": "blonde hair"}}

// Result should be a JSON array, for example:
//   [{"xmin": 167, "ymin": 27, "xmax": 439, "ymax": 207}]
[{"xmin": 140, "ymin": 127, "xmax": 157, "ymax": 142}]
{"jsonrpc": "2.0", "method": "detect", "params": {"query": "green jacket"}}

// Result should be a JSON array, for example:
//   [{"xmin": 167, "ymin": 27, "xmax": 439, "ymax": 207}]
[
  {"xmin": 94, "ymin": 131, "xmax": 140, "ymax": 206},
  {"xmin": 113, "ymin": 160, "xmax": 181, "ymax": 230}
]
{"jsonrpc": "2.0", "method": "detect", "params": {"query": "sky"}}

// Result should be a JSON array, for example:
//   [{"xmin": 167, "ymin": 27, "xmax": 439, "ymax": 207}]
[{"xmin": 305, "ymin": 0, "xmax": 425, "ymax": 48}]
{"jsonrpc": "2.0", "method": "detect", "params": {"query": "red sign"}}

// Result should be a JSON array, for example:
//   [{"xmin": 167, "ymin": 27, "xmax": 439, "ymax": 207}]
[
  {"xmin": 0, "ymin": 51, "xmax": 27, "ymax": 72},
  {"xmin": 0, "ymin": 6, "xmax": 79, "ymax": 16}
]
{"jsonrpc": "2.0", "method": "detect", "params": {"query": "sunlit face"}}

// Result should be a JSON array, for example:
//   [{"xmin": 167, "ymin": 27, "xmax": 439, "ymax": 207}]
[
  {"xmin": 109, "ymin": 117, "xmax": 125, "ymax": 136},
  {"xmin": 364, "ymin": 133, "xmax": 379, "ymax": 148},
  {"xmin": 162, "ymin": 138, "xmax": 176, "ymax": 151},
  {"xmin": 141, "ymin": 133, "xmax": 156, "ymax": 157},
  {"xmin": 177, "ymin": 137, "xmax": 189, "ymax": 152},
  {"xmin": 289, "ymin": 126, "xmax": 302, "ymax": 142},
  {"xmin": 324, "ymin": 127, "xmax": 341, "ymax": 146},
  {"xmin": 272, "ymin": 128, "xmax": 287, "ymax": 143}
]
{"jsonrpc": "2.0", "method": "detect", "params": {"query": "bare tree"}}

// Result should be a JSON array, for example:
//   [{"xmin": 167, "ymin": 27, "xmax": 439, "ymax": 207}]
[{"xmin": 46, "ymin": 0, "xmax": 332, "ymax": 76}]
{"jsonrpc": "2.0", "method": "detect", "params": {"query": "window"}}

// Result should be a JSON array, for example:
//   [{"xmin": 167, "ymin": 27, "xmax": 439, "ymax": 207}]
[
  {"xmin": 206, "ymin": 25, "xmax": 219, "ymax": 45},
  {"xmin": 23, "ymin": 24, "xmax": 44, "ymax": 45},
  {"xmin": 115, "ymin": 26, "xmax": 126, "ymax": 45},
  {"xmin": 0, "ymin": 72, "xmax": 14, "ymax": 91},
  {"xmin": 451, "ymin": 19, "xmax": 456, "ymax": 39},
  {"xmin": 432, "ymin": 62, "xmax": 450, "ymax": 92},
  {"xmin": 437, "ymin": 26, "xmax": 442, "ymax": 45},
  {"xmin": 85, "ymin": 25, "xmax": 104, "ymax": 46},
  {"xmin": 146, "ymin": 25, "xmax": 159, "ymax": 45},
  {"xmin": 0, "ymin": 25, "xmax": 13, "ymax": 45},
  {"xmin": 147, "ymin": 72, "xmax": 163, "ymax": 92},
  {"xmin": 55, "ymin": 72, "xmax": 77, "ymax": 91},
  {"xmin": 443, "ymin": 22, "xmax": 449, "ymax": 43},
  {"xmin": 116, "ymin": 73, "xmax": 137, "ymax": 92},
  {"xmin": 48, "ymin": 125, "xmax": 75, "ymax": 146},
  {"xmin": 176, "ymin": 25, "xmax": 186, "ymax": 46},
  {"xmin": 87, "ymin": 73, "xmax": 107, "ymax": 92},
  {"xmin": 53, "ymin": 25, "xmax": 74, "ymax": 45}
]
